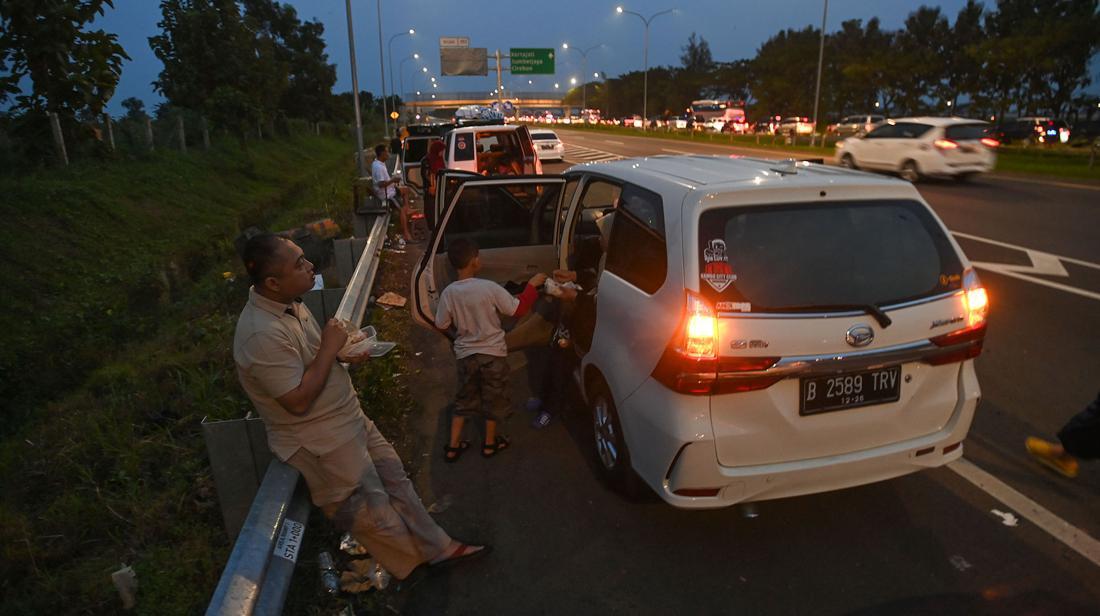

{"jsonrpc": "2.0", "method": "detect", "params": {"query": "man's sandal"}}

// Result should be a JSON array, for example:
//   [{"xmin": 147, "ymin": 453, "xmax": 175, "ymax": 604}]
[
  {"xmin": 443, "ymin": 440, "xmax": 470, "ymax": 463},
  {"xmin": 481, "ymin": 435, "xmax": 510, "ymax": 458}
]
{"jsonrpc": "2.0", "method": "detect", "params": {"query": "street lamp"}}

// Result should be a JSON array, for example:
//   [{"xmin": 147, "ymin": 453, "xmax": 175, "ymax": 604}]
[
  {"xmin": 616, "ymin": 6, "xmax": 675, "ymax": 131},
  {"xmin": 570, "ymin": 77, "xmax": 577, "ymax": 85},
  {"xmin": 561, "ymin": 42, "xmax": 604, "ymax": 113},
  {"xmin": 343, "ymin": 0, "xmax": 365, "ymax": 177},
  {"xmin": 387, "ymin": 27, "xmax": 414, "ymax": 136}
]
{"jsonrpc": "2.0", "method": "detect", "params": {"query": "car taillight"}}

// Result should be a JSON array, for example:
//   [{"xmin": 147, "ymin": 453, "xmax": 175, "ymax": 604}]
[
  {"xmin": 934, "ymin": 139, "xmax": 959, "ymax": 150},
  {"xmin": 927, "ymin": 269, "xmax": 988, "ymax": 365},
  {"xmin": 652, "ymin": 292, "xmax": 780, "ymax": 395},
  {"xmin": 980, "ymin": 137, "xmax": 1000, "ymax": 148}
]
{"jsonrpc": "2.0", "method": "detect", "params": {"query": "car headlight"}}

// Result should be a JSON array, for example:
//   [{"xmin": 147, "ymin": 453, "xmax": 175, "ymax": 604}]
[{"xmin": 836, "ymin": 141, "xmax": 845, "ymax": 149}]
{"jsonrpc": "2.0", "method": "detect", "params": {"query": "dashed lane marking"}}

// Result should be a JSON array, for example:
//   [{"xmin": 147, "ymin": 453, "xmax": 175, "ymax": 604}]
[
  {"xmin": 562, "ymin": 143, "xmax": 622, "ymax": 163},
  {"xmin": 661, "ymin": 147, "xmax": 693, "ymax": 154},
  {"xmin": 604, "ymin": 139, "xmax": 625, "ymax": 145},
  {"xmin": 950, "ymin": 458, "xmax": 1100, "ymax": 569}
]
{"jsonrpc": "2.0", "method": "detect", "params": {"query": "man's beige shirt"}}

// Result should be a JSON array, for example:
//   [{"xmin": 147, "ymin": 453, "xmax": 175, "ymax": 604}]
[{"xmin": 234, "ymin": 288, "xmax": 363, "ymax": 460}]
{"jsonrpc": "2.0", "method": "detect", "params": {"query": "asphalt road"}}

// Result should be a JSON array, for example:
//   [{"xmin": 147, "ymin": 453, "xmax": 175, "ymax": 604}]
[{"xmin": 387, "ymin": 130, "xmax": 1100, "ymax": 614}]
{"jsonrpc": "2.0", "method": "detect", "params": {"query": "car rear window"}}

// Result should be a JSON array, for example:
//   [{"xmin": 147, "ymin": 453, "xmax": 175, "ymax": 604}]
[
  {"xmin": 944, "ymin": 124, "xmax": 988, "ymax": 141},
  {"xmin": 697, "ymin": 200, "xmax": 963, "ymax": 311},
  {"xmin": 531, "ymin": 133, "xmax": 557, "ymax": 140},
  {"xmin": 404, "ymin": 138, "xmax": 432, "ymax": 162}
]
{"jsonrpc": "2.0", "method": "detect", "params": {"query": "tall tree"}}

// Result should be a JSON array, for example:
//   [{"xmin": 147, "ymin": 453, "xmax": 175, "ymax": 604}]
[
  {"xmin": 751, "ymin": 27, "xmax": 821, "ymax": 115},
  {"xmin": 0, "ymin": 0, "xmax": 129, "ymax": 115}
]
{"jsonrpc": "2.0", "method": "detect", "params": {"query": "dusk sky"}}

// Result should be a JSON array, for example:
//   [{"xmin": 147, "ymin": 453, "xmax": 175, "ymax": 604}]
[{"xmin": 92, "ymin": 0, "xmax": 1095, "ymax": 115}]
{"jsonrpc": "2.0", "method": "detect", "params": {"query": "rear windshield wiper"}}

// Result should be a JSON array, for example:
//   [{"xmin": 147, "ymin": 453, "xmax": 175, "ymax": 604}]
[{"xmin": 762, "ymin": 303, "xmax": 893, "ymax": 328}]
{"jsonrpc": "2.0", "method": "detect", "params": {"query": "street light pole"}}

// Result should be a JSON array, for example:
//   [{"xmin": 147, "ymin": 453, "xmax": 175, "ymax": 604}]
[
  {"xmin": 388, "ymin": 28, "xmax": 414, "ymax": 131},
  {"xmin": 617, "ymin": 6, "xmax": 674, "ymax": 131},
  {"xmin": 343, "ymin": 0, "xmax": 365, "ymax": 178},
  {"xmin": 375, "ymin": 0, "xmax": 388, "ymax": 139},
  {"xmin": 399, "ymin": 53, "xmax": 420, "ymax": 121},
  {"xmin": 561, "ymin": 43, "xmax": 603, "ymax": 115},
  {"xmin": 810, "ymin": 0, "xmax": 829, "ymax": 146}
]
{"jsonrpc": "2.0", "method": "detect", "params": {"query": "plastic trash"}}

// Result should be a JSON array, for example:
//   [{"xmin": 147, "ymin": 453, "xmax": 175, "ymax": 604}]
[
  {"xmin": 339, "ymin": 558, "xmax": 392, "ymax": 593},
  {"xmin": 377, "ymin": 291, "xmax": 407, "ymax": 308},
  {"xmin": 339, "ymin": 533, "xmax": 368, "ymax": 556},
  {"xmin": 318, "ymin": 551, "xmax": 341, "ymax": 595},
  {"xmin": 111, "ymin": 564, "xmax": 138, "ymax": 610}
]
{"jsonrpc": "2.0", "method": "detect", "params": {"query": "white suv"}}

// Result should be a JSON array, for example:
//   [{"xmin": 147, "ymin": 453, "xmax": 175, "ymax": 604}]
[
  {"xmin": 442, "ymin": 124, "xmax": 543, "ymax": 176},
  {"xmin": 836, "ymin": 117, "xmax": 997, "ymax": 182},
  {"xmin": 530, "ymin": 128, "xmax": 565, "ymax": 162},
  {"xmin": 411, "ymin": 156, "xmax": 987, "ymax": 509}
]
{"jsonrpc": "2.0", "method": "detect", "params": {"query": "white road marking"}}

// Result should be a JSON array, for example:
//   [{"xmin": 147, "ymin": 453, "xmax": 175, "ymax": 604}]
[
  {"xmin": 950, "ymin": 458, "xmax": 1100, "ymax": 568},
  {"xmin": 562, "ymin": 143, "xmax": 621, "ymax": 163},
  {"xmin": 661, "ymin": 148, "xmax": 693, "ymax": 154},
  {"xmin": 604, "ymin": 139, "xmax": 625, "ymax": 145},
  {"xmin": 952, "ymin": 231, "xmax": 1100, "ymax": 302}
]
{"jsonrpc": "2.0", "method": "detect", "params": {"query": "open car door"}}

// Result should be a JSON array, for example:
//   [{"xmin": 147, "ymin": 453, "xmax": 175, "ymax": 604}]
[
  {"xmin": 427, "ymin": 169, "xmax": 481, "ymax": 230},
  {"xmin": 400, "ymin": 136, "xmax": 435, "ymax": 189},
  {"xmin": 410, "ymin": 174, "xmax": 568, "ymax": 331},
  {"xmin": 515, "ymin": 124, "xmax": 542, "ymax": 175}
]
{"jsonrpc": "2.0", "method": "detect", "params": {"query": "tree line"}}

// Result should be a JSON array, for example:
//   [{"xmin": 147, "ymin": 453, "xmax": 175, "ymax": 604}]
[
  {"xmin": 567, "ymin": 0, "xmax": 1100, "ymax": 124},
  {"xmin": 0, "ymin": 0, "xmax": 380, "ymax": 167}
]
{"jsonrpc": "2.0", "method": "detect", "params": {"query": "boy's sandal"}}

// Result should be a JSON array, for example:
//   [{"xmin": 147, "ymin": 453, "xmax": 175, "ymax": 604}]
[
  {"xmin": 481, "ymin": 435, "xmax": 510, "ymax": 458},
  {"xmin": 443, "ymin": 440, "xmax": 470, "ymax": 463}
]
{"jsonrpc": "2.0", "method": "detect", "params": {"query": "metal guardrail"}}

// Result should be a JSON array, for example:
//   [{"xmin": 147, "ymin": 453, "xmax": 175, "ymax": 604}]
[{"xmin": 206, "ymin": 208, "xmax": 390, "ymax": 615}]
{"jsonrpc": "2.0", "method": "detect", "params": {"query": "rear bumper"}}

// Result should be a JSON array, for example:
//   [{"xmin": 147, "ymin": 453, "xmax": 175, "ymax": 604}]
[
  {"xmin": 535, "ymin": 147, "xmax": 564, "ymax": 160},
  {"xmin": 921, "ymin": 156, "xmax": 995, "ymax": 177},
  {"xmin": 620, "ymin": 360, "xmax": 981, "ymax": 510}
]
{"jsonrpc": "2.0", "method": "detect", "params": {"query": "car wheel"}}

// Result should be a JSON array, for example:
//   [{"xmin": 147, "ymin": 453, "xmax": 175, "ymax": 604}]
[
  {"xmin": 900, "ymin": 160, "xmax": 921, "ymax": 183},
  {"xmin": 956, "ymin": 172, "xmax": 978, "ymax": 183},
  {"xmin": 589, "ymin": 379, "xmax": 646, "ymax": 498},
  {"xmin": 840, "ymin": 153, "xmax": 858, "ymax": 170}
]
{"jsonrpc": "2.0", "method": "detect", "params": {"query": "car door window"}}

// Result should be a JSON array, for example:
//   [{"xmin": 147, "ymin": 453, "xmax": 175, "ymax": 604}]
[
  {"xmin": 605, "ymin": 184, "xmax": 667, "ymax": 294},
  {"xmin": 895, "ymin": 122, "xmax": 933, "ymax": 139},
  {"xmin": 438, "ymin": 180, "xmax": 562, "ymax": 252},
  {"xmin": 571, "ymin": 178, "xmax": 622, "ymax": 239},
  {"xmin": 864, "ymin": 124, "xmax": 898, "ymax": 139}
]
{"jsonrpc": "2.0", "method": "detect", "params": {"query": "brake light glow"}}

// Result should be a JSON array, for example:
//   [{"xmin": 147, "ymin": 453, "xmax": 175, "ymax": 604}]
[
  {"xmin": 927, "ymin": 269, "xmax": 988, "ymax": 365},
  {"xmin": 652, "ymin": 292, "xmax": 780, "ymax": 395},
  {"xmin": 980, "ymin": 137, "xmax": 1000, "ymax": 148},
  {"xmin": 933, "ymin": 139, "xmax": 959, "ymax": 150}
]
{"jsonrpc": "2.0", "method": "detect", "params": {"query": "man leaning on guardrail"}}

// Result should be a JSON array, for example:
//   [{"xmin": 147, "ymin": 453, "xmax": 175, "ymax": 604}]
[{"xmin": 232, "ymin": 234, "xmax": 489, "ymax": 582}]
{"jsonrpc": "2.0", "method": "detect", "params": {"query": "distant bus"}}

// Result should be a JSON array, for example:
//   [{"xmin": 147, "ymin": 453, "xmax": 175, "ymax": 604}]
[{"xmin": 689, "ymin": 100, "xmax": 747, "ymax": 132}]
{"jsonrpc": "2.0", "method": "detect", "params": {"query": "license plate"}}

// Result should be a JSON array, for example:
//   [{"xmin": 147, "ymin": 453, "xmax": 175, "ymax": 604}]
[
  {"xmin": 541, "ymin": 144, "xmax": 555, "ymax": 150},
  {"xmin": 800, "ymin": 365, "xmax": 901, "ymax": 416}
]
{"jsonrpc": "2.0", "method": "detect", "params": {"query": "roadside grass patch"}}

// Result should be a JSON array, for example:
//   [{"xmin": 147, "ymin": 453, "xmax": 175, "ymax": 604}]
[{"xmin": 0, "ymin": 135, "xmax": 370, "ymax": 614}]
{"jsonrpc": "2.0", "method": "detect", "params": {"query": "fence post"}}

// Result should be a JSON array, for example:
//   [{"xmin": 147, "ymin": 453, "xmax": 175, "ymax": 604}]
[
  {"xmin": 145, "ymin": 117, "xmax": 155, "ymax": 151},
  {"xmin": 48, "ymin": 112, "xmax": 69, "ymax": 166},
  {"xmin": 177, "ymin": 116, "xmax": 187, "ymax": 153},
  {"xmin": 103, "ymin": 113, "xmax": 116, "ymax": 151},
  {"xmin": 202, "ymin": 117, "xmax": 211, "ymax": 150}
]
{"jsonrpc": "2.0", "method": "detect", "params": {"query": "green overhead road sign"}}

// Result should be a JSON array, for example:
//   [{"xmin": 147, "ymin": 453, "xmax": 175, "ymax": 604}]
[{"xmin": 510, "ymin": 48, "xmax": 555, "ymax": 75}]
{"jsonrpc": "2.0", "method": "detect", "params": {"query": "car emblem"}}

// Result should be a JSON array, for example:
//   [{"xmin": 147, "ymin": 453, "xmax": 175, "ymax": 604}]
[{"xmin": 845, "ymin": 324, "xmax": 874, "ymax": 347}]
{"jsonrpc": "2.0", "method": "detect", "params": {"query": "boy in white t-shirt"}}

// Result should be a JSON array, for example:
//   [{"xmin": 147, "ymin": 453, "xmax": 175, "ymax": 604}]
[
  {"xmin": 371, "ymin": 143, "xmax": 413, "ymax": 242},
  {"xmin": 434, "ymin": 238, "xmax": 546, "ymax": 461}
]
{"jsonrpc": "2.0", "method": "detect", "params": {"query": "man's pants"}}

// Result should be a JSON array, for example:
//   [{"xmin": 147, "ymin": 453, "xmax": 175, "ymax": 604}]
[
  {"xmin": 287, "ymin": 416, "xmax": 451, "ymax": 579},
  {"xmin": 1059, "ymin": 390, "xmax": 1100, "ymax": 460}
]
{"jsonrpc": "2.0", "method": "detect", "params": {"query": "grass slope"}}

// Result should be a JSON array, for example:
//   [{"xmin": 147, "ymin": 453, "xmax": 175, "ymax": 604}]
[{"xmin": 0, "ymin": 134, "xmax": 368, "ymax": 614}]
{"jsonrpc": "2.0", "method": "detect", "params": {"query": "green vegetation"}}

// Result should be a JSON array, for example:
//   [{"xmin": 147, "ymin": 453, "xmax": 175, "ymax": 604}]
[
  {"xmin": 545, "ymin": 122, "xmax": 1100, "ymax": 182},
  {"xmin": 0, "ymin": 134, "xmax": 376, "ymax": 614}
]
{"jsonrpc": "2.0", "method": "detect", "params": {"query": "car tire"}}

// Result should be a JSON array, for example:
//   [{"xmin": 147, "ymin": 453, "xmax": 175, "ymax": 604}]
[
  {"xmin": 899, "ymin": 160, "xmax": 921, "ymax": 183},
  {"xmin": 840, "ymin": 153, "xmax": 858, "ymax": 170},
  {"xmin": 589, "ymin": 378, "xmax": 646, "ymax": 499},
  {"xmin": 956, "ymin": 172, "xmax": 978, "ymax": 183}
]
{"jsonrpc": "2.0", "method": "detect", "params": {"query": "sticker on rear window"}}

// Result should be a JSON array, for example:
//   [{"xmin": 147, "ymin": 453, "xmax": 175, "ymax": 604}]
[
  {"xmin": 716, "ymin": 301, "xmax": 751, "ymax": 312},
  {"xmin": 701, "ymin": 239, "xmax": 737, "ymax": 293}
]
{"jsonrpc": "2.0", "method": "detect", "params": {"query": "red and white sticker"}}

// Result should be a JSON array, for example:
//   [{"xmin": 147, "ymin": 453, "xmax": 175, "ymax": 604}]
[{"xmin": 701, "ymin": 239, "xmax": 737, "ymax": 293}]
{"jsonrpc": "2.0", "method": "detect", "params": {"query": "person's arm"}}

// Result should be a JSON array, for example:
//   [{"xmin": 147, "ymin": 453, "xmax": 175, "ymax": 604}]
[
  {"xmin": 434, "ymin": 291, "xmax": 455, "ymax": 335},
  {"xmin": 510, "ymin": 273, "xmax": 547, "ymax": 317},
  {"xmin": 273, "ymin": 318, "xmax": 348, "ymax": 416}
]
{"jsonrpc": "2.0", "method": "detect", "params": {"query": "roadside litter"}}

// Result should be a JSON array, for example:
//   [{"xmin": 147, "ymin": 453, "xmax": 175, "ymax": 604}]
[
  {"xmin": 377, "ymin": 291, "xmax": 407, "ymax": 309},
  {"xmin": 339, "ymin": 558, "xmax": 392, "ymax": 593}
]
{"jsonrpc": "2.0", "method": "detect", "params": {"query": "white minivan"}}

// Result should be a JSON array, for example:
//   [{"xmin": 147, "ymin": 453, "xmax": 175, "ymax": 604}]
[
  {"xmin": 442, "ymin": 124, "xmax": 542, "ymax": 176},
  {"xmin": 411, "ymin": 156, "xmax": 987, "ymax": 509},
  {"xmin": 836, "ymin": 117, "xmax": 997, "ymax": 182}
]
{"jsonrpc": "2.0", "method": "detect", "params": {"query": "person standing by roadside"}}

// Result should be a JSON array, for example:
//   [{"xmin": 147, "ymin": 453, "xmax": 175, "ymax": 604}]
[
  {"xmin": 422, "ymin": 140, "xmax": 446, "ymax": 228},
  {"xmin": 372, "ymin": 144, "xmax": 414, "ymax": 243},
  {"xmin": 1026, "ymin": 390, "xmax": 1100, "ymax": 478},
  {"xmin": 233, "ymin": 234, "xmax": 486, "ymax": 581},
  {"xmin": 435, "ymin": 238, "xmax": 546, "ymax": 461}
]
